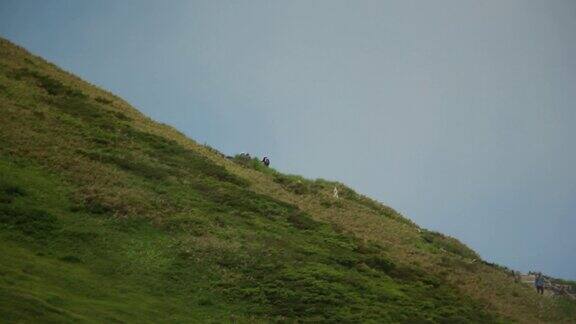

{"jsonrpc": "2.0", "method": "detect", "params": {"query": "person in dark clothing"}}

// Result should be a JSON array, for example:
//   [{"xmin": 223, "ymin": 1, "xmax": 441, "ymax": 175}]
[
  {"xmin": 535, "ymin": 273, "xmax": 545, "ymax": 295},
  {"xmin": 262, "ymin": 156, "xmax": 270, "ymax": 167}
]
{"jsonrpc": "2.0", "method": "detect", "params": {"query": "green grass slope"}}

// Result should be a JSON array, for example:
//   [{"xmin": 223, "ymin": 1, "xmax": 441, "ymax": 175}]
[{"xmin": 0, "ymin": 37, "xmax": 574, "ymax": 323}]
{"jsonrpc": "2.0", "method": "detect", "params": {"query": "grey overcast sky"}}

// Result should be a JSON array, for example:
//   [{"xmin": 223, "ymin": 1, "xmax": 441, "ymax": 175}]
[{"xmin": 1, "ymin": 1, "xmax": 575, "ymax": 279}]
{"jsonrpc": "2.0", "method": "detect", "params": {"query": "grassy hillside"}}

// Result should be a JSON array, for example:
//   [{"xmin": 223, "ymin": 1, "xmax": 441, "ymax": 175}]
[{"xmin": 0, "ymin": 37, "xmax": 574, "ymax": 323}]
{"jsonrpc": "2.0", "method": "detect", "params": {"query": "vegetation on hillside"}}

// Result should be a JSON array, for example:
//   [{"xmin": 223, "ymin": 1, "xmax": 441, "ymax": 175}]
[{"xmin": 1, "ymin": 37, "xmax": 575, "ymax": 323}]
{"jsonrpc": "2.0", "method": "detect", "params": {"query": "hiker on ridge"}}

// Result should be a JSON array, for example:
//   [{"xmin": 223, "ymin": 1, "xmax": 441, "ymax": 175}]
[
  {"xmin": 262, "ymin": 156, "xmax": 270, "ymax": 167},
  {"xmin": 535, "ymin": 272, "xmax": 545, "ymax": 295}
]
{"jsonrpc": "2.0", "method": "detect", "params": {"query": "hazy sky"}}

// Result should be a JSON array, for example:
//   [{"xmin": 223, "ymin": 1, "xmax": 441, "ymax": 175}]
[{"xmin": 1, "ymin": 1, "xmax": 575, "ymax": 280}]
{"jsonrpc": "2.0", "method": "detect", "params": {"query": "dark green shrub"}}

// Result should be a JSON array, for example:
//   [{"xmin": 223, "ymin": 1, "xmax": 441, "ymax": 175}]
[
  {"xmin": 330, "ymin": 253, "xmax": 358, "ymax": 268},
  {"xmin": 390, "ymin": 265, "xmax": 440, "ymax": 287},
  {"xmin": 363, "ymin": 255, "xmax": 395, "ymax": 272},
  {"xmin": 232, "ymin": 263, "xmax": 353, "ymax": 319},
  {"xmin": 0, "ymin": 183, "xmax": 25, "ymax": 203},
  {"xmin": 59, "ymin": 255, "xmax": 82, "ymax": 263},
  {"xmin": 287, "ymin": 211, "xmax": 321, "ymax": 230},
  {"xmin": 197, "ymin": 298, "xmax": 214, "ymax": 306},
  {"xmin": 95, "ymin": 96, "xmax": 113, "ymax": 105},
  {"xmin": 0, "ymin": 205, "xmax": 58, "ymax": 238}
]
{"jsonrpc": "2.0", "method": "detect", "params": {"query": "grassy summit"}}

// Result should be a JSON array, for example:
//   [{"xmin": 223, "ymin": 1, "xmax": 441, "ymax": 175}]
[{"xmin": 0, "ymin": 37, "xmax": 574, "ymax": 323}]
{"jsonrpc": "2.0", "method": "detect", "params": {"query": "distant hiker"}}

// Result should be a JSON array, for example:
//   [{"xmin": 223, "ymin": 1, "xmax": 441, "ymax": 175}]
[
  {"xmin": 333, "ymin": 186, "xmax": 339, "ymax": 199},
  {"xmin": 262, "ymin": 156, "xmax": 270, "ymax": 167},
  {"xmin": 535, "ymin": 273, "xmax": 545, "ymax": 295}
]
